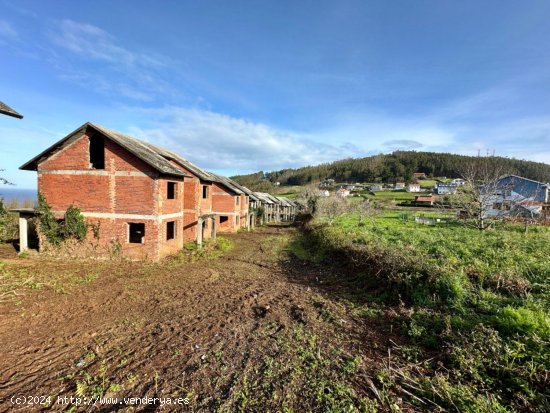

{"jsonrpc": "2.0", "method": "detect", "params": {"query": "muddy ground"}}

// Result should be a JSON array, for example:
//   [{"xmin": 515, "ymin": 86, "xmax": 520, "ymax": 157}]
[{"xmin": 0, "ymin": 227, "xmax": 400, "ymax": 412}]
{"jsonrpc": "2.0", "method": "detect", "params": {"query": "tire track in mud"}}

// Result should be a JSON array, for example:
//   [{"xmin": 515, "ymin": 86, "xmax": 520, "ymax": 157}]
[{"xmin": 0, "ymin": 227, "xmax": 369, "ymax": 412}]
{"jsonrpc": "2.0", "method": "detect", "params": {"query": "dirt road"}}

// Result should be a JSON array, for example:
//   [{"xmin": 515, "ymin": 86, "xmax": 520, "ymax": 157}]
[{"xmin": 0, "ymin": 227, "xmax": 389, "ymax": 412}]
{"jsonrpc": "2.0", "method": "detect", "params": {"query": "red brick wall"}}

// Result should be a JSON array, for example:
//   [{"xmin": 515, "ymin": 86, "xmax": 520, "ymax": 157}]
[
  {"xmin": 35, "ymin": 132, "xmax": 191, "ymax": 260},
  {"xmin": 85, "ymin": 217, "xmax": 160, "ymax": 260},
  {"xmin": 158, "ymin": 178, "xmax": 184, "ymax": 215},
  {"xmin": 114, "ymin": 176, "xmax": 157, "ymax": 215},
  {"xmin": 199, "ymin": 183, "xmax": 212, "ymax": 214},
  {"xmin": 174, "ymin": 164, "xmax": 214, "ymax": 242},
  {"xmin": 32, "ymin": 130, "xmax": 233, "ymax": 258},
  {"xmin": 212, "ymin": 182, "xmax": 239, "ymax": 232},
  {"xmin": 38, "ymin": 174, "xmax": 111, "ymax": 213},
  {"xmin": 158, "ymin": 217, "xmax": 184, "ymax": 258},
  {"xmin": 38, "ymin": 133, "xmax": 159, "ymax": 215},
  {"xmin": 183, "ymin": 178, "xmax": 198, "ymax": 242},
  {"xmin": 40, "ymin": 135, "xmax": 91, "ymax": 170},
  {"xmin": 212, "ymin": 182, "xmax": 237, "ymax": 213}
]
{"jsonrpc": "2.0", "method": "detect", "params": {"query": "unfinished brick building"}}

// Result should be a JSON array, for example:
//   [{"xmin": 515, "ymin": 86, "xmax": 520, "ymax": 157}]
[
  {"xmin": 20, "ymin": 122, "xmax": 250, "ymax": 260},
  {"xmin": 210, "ymin": 174, "xmax": 251, "ymax": 233}
]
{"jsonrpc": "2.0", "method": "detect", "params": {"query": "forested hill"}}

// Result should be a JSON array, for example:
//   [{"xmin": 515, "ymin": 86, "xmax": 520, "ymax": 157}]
[{"xmin": 232, "ymin": 151, "xmax": 550, "ymax": 189}]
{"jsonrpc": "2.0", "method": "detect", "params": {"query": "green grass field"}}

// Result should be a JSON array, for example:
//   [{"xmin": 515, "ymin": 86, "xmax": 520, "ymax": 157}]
[
  {"xmin": 292, "ymin": 212, "xmax": 550, "ymax": 412},
  {"xmin": 418, "ymin": 179, "xmax": 438, "ymax": 188}
]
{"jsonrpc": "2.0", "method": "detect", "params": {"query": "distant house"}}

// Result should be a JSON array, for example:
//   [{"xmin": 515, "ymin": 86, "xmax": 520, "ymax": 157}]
[
  {"xmin": 436, "ymin": 183, "xmax": 458, "ymax": 195},
  {"xmin": 407, "ymin": 183, "xmax": 421, "ymax": 192},
  {"xmin": 370, "ymin": 184, "xmax": 382, "ymax": 192},
  {"xmin": 414, "ymin": 194, "xmax": 435, "ymax": 206},
  {"xmin": 0, "ymin": 101, "xmax": 23, "ymax": 119},
  {"xmin": 346, "ymin": 185, "xmax": 355, "ymax": 191},
  {"xmin": 485, "ymin": 175, "xmax": 549, "ymax": 218},
  {"xmin": 395, "ymin": 182, "xmax": 406, "ymax": 190},
  {"xmin": 413, "ymin": 172, "xmax": 427, "ymax": 179},
  {"xmin": 335, "ymin": 188, "xmax": 351, "ymax": 197},
  {"xmin": 451, "ymin": 178, "xmax": 466, "ymax": 186}
]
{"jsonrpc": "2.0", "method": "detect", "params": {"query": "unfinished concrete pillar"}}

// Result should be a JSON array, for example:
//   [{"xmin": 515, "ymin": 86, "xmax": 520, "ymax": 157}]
[
  {"xmin": 211, "ymin": 217, "xmax": 217, "ymax": 241},
  {"xmin": 197, "ymin": 218, "xmax": 203, "ymax": 248},
  {"xmin": 19, "ymin": 217, "xmax": 28, "ymax": 252}
]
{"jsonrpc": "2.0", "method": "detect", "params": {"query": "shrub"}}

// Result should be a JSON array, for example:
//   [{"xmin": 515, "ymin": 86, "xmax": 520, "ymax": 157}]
[
  {"xmin": 36, "ymin": 195, "xmax": 89, "ymax": 245},
  {"xmin": 498, "ymin": 306, "xmax": 550, "ymax": 339},
  {"xmin": 37, "ymin": 193, "xmax": 62, "ymax": 245},
  {"xmin": 0, "ymin": 198, "xmax": 19, "ymax": 241},
  {"xmin": 62, "ymin": 205, "xmax": 87, "ymax": 241}
]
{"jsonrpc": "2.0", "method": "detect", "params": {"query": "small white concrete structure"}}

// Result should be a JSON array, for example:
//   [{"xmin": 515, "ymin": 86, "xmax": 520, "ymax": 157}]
[{"xmin": 10, "ymin": 208, "xmax": 38, "ymax": 252}]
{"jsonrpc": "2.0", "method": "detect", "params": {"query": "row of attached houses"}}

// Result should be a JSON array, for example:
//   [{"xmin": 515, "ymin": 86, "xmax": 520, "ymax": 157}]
[
  {"xmin": 253, "ymin": 192, "xmax": 301, "ymax": 223},
  {"xmin": 16, "ymin": 122, "xmax": 300, "ymax": 260}
]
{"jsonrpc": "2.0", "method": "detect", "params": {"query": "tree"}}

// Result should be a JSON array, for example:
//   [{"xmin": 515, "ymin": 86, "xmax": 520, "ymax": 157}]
[
  {"xmin": 297, "ymin": 183, "xmax": 323, "ymax": 215},
  {"xmin": 316, "ymin": 196, "xmax": 350, "ymax": 225},
  {"xmin": 354, "ymin": 197, "xmax": 381, "ymax": 226},
  {"xmin": 450, "ymin": 159, "xmax": 508, "ymax": 230},
  {"xmin": 0, "ymin": 169, "xmax": 12, "ymax": 185}
]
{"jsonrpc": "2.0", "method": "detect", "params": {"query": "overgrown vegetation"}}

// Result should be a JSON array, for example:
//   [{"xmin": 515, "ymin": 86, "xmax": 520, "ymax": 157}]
[
  {"xmin": 0, "ymin": 198, "xmax": 18, "ymax": 241},
  {"xmin": 37, "ymin": 194, "xmax": 88, "ymax": 245},
  {"xmin": 170, "ymin": 236, "xmax": 235, "ymax": 264},
  {"xmin": 291, "ymin": 213, "xmax": 550, "ymax": 412}
]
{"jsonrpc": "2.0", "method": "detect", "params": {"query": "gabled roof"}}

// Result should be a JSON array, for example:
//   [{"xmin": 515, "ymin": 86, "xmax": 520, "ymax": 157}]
[
  {"xmin": 0, "ymin": 101, "xmax": 23, "ymax": 119},
  {"xmin": 262, "ymin": 193, "xmax": 282, "ymax": 204},
  {"xmin": 275, "ymin": 197, "xmax": 294, "ymax": 207},
  {"xmin": 241, "ymin": 186, "xmax": 260, "ymax": 202},
  {"xmin": 224, "ymin": 180, "xmax": 260, "ymax": 201},
  {"xmin": 141, "ymin": 142, "xmax": 215, "ymax": 182},
  {"xmin": 20, "ymin": 122, "xmax": 190, "ymax": 178},
  {"xmin": 498, "ymin": 174, "xmax": 549, "ymax": 187},
  {"xmin": 209, "ymin": 173, "xmax": 243, "ymax": 195},
  {"xmin": 254, "ymin": 192, "xmax": 274, "ymax": 204}
]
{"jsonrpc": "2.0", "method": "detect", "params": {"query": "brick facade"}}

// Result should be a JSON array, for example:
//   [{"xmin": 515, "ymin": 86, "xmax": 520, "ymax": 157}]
[
  {"xmin": 35, "ymin": 131, "xmax": 185, "ymax": 260},
  {"xmin": 211, "ymin": 183, "xmax": 249, "ymax": 233},
  {"xmin": 22, "ymin": 122, "xmax": 254, "ymax": 260}
]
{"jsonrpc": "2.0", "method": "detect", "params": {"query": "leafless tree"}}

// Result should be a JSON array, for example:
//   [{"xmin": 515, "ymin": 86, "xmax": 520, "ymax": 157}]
[
  {"xmin": 316, "ymin": 196, "xmax": 350, "ymax": 225},
  {"xmin": 0, "ymin": 169, "xmax": 12, "ymax": 185},
  {"xmin": 448, "ymin": 158, "xmax": 508, "ymax": 230},
  {"xmin": 355, "ymin": 197, "xmax": 381, "ymax": 226},
  {"xmin": 297, "ymin": 183, "xmax": 323, "ymax": 215}
]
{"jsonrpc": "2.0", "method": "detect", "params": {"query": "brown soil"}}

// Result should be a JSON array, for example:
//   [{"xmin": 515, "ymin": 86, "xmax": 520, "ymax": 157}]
[{"xmin": 0, "ymin": 227, "xmax": 397, "ymax": 412}]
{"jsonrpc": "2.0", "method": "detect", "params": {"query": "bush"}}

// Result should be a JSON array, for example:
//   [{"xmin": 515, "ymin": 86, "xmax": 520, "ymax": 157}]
[
  {"xmin": 62, "ymin": 205, "xmax": 87, "ymax": 240},
  {"xmin": 37, "ymin": 194, "xmax": 89, "ymax": 245},
  {"xmin": 0, "ymin": 198, "xmax": 19, "ymax": 241},
  {"xmin": 37, "ymin": 193, "xmax": 62, "ymax": 245}
]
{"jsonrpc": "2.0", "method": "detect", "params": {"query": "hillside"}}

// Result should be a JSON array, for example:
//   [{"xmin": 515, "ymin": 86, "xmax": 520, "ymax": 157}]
[{"xmin": 232, "ymin": 151, "xmax": 550, "ymax": 190}]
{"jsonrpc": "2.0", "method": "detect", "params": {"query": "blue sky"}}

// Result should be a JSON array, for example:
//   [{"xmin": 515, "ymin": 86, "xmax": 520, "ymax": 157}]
[{"xmin": 1, "ymin": 0, "xmax": 550, "ymax": 189}]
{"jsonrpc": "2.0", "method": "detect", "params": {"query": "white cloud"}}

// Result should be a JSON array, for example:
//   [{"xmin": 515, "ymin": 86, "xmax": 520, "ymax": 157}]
[
  {"xmin": 119, "ymin": 98, "xmax": 550, "ymax": 177},
  {"xmin": 0, "ymin": 20, "xmax": 17, "ymax": 40},
  {"xmin": 125, "ymin": 107, "xmax": 363, "ymax": 172},
  {"xmin": 48, "ymin": 20, "xmax": 170, "ymax": 101},
  {"xmin": 51, "ymin": 20, "xmax": 163, "ymax": 69}
]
